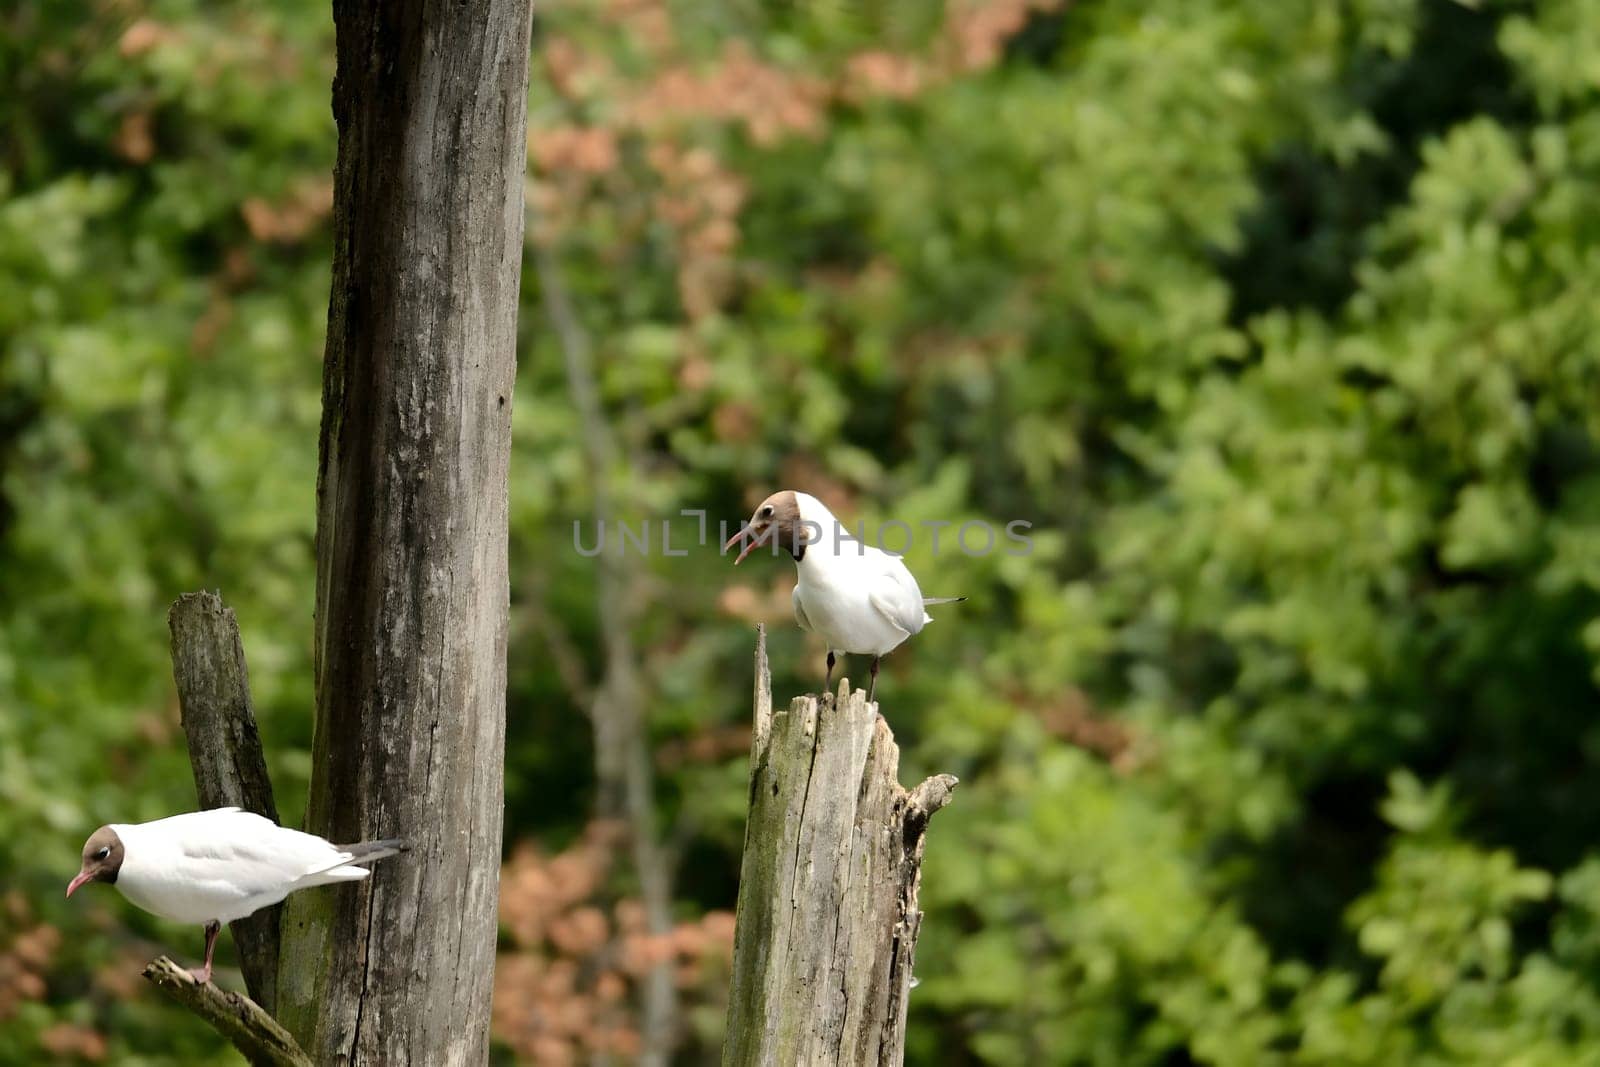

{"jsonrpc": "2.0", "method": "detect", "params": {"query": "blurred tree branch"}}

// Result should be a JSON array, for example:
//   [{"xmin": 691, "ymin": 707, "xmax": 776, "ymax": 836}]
[
  {"xmin": 524, "ymin": 572, "xmax": 597, "ymax": 709},
  {"xmin": 532, "ymin": 224, "xmax": 680, "ymax": 1065}
]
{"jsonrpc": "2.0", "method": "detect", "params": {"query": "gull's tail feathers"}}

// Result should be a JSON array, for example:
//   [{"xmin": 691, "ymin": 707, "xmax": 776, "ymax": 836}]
[
  {"xmin": 338, "ymin": 838, "xmax": 410, "ymax": 865},
  {"xmin": 296, "ymin": 838, "xmax": 410, "ymax": 889}
]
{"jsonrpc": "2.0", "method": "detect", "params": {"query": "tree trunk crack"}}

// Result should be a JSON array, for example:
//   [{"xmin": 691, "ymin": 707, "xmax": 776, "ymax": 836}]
[
  {"xmin": 787, "ymin": 707, "xmax": 824, "ymax": 917},
  {"xmin": 347, "ymin": 867, "xmax": 383, "ymax": 1062},
  {"xmin": 832, "ymin": 896, "xmax": 852, "ymax": 1057},
  {"xmin": 454, "ymin": 725, "xmax": 481, "ymax": 1024}
]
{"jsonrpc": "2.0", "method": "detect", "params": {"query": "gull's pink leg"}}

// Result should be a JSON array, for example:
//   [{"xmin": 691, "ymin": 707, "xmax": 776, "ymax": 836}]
[{"xmin": 190, "ymin": 920, "xmax": 220, "ymax": 984}]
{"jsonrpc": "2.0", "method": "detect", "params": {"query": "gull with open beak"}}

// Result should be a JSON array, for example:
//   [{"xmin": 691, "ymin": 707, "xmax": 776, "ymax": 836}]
[
  {"xmin": 67, "ymin": 807, "xmax": 406, "ymax": 983},
  {"xmin": 725, "ymin": 490, "xmax": 965, "ymax": 700}
]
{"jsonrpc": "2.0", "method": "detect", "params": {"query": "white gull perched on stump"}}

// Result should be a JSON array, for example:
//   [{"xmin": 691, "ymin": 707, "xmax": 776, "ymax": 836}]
[{"xmin": 724, "ymin": 490, "xmax": 965, "ymax": 700}]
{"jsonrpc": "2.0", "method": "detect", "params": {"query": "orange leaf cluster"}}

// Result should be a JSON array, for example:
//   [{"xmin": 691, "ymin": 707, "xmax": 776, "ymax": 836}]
[
  {"xmin": 118, "ymin": 19, "xmax": 180, "ymax": 58},
  {"xmin": 629, "ymin": 42, "xmax": 827, "ymax": 147},
  {"xmin": 530, "ymin": 126, "xmax": 621, "ymax": 178},
  {"xmin": 528, "ymin": 0, "xmax": 1062, "ymax": 324},
  {"xmin": 240, "ymin": 177, "xmax": 334, "ymax": 244},
  {"xmin": 841, "ymin": 51, "xmax": 927, "ymax": 102},
  {"xmin": 606, "ymin": 0, "xmax": 675, "ymax": 56},
  {"xmin": 943, "ymin": 0, "xmax": 1061, "ymax": 74},
  {"xmin": 840, "ymin": 0, "xmax": 1065, "ymax": 103},
  {"xmin": 0, "ymin": 893, "xmax": 59, "ymax": 1021},
  {"xmin": 648, "ymin": 143, "xmax": 748, "ymax": 319},
  {"xmin": 543, "ymin": 34, "xmax": 615, "ymax": 100},
  {"xmin": 38, "ymin": 1024, "xmax": 108, "ymax": 1062},
  {"xmin": 494, "ymin": 822, "xmax": 737, "ymax": 1064},
  {"xmin": 92, "ymin": 945, "xmax": 155, "ymax": 1002},
  {"xmin": 113, "ymin": 111, "xmax": 155, "ymax": 164},
  {"xmin": 525, "ymin": 124, "xmax": 624, "ymax": 246}
]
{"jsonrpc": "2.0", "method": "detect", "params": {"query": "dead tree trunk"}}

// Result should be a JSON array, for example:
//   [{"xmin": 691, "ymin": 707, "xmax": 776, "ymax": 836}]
[
  {"xmin": 723, "ymin": 627, "xmax": 958, "ymax": 1066},
  {"xmin": 273, "ymin": 3, "xmax": 533, "ymax": 1062},
  {"xmin": 168, "ymin": 592, "xmax": 282, "ymax": 1012},
  {"xmin": 162, "ymin": 592, "xmax": 312, "ymax": 1066},
  {"xmin": 534, "ymin": 236, "xmax": 680, "ymax": 1065}
]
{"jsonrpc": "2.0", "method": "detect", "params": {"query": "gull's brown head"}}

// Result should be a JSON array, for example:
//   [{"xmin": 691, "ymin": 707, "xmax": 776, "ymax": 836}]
[
  {"xmin": 724, "ymin": 490, "xmax": 807, "ymax": 564},
  {"xmin": 67, "ymin": 826, "xmax": 124, "ymax": 898}
]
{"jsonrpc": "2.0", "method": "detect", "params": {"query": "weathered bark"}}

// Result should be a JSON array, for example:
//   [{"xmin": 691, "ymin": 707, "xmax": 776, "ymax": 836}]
[
  {"xmin": 143, "ymin": 957, "xmax": 311, "ymax": 1067},
  {"xmin": 167, "ymin": 591, "xmax": 281, "ymax": 1011},
  {"xmin": 274, "ymin": 2, "xmax": 533, "ymax": 1062},
  {"xmin": 723, "ymin": 627, "xmax": 958, "ymax": 1066}
]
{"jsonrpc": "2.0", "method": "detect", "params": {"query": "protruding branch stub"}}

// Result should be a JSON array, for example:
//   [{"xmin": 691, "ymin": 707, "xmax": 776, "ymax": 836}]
[
  {"xmin": 142, "ymin": 956, "xmax": 311, "ymax": 1067},
  {"xmin": 909, "ymin": 773, "xmax": 959, "ymax": 820},
  {"xmin": 753, "ymin": 623, "xmax": 773, "ymax": 757}
]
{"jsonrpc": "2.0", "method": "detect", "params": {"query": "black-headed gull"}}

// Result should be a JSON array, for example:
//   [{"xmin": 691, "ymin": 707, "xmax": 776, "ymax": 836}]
[
  {"xmin": 67, "ymin": 807, "xmax": 406, "ymax": 983},
  {"xmin": 724, "ymin": 490, "xmax": 964, "ymax": 699}
]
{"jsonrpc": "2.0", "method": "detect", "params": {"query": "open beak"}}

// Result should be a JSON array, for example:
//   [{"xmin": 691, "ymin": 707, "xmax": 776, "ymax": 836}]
[
  {"xmin": 724, "ymin": 524, "xmax": 765, "ymax": 565},
  {"xmin": 66, "ymin": 870, "xmax": 92, "ymax": 899}
]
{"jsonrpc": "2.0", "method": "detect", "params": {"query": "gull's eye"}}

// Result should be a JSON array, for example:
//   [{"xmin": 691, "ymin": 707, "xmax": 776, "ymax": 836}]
[
  {"xmin": 94, "ymin": 847, "xmax": 110, "ymax": 860},
  {"xmin": 760, "ymin": 505, "xmax": 774, "ymax": 519}
]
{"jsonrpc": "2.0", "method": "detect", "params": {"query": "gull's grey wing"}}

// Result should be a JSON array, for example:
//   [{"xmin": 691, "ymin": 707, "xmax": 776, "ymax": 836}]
[
  {"xmin": 792, "ymin": 584, "xmax": 814, "ymax": 633},
  {"xmin": 867, "ymin": 588, "xmax": 918, "ymax": 636},
  {"xmin": 861, "ymin": 548, "xmax": 929, "ymax": 636},
  {"xmin": 174, "ymin": 812, "xmax": 354, "ymax": 882}
]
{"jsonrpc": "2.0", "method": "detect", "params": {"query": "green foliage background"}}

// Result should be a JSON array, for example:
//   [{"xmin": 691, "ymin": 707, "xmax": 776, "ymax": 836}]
[{"xmin": 4, "ymin": 0, "xmax": 1600, "ymax": 1062}]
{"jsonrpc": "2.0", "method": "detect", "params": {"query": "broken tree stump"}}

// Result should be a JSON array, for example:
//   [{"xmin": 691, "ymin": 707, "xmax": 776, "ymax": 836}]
[{"xmin": 723, "ymin": 626, "xmax": 958, "ymax": 1066}]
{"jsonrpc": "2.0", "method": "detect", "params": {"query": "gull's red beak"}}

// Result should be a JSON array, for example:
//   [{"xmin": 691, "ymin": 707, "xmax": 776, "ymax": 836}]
[
  {"xmin": 724, "ymin": 524, "xmax": 765, "ymax": 565},
  {"xmin": 66, "ymin": 870, "xmax": 92, "ymax": 899}
]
